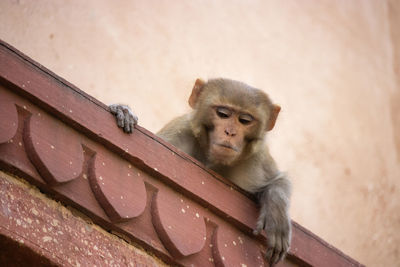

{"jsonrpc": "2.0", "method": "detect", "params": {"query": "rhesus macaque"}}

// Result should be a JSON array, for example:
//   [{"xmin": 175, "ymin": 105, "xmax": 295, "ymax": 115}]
[{"xmin": 110, "ymin": 78, "xmax": 291, "ymax": 266}]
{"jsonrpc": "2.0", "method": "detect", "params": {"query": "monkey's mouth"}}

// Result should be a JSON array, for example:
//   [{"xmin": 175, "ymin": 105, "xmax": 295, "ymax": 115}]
[
  {"xmin": 214, "ymin": 142, "xmax": 238, "ymax": 152},
  {"xmin": 209, "ymin": 143, "xmax": 240, "ymax": 166}
]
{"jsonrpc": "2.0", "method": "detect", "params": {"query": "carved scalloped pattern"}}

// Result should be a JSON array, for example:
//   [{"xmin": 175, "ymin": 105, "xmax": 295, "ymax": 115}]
[
  {"xmin": 152, "ymin": 189, "xmax": 207, "ymax": 257},
  {"xmin": 24, "ymin": 113, "xmax": 84, "ymax": 184},
  {"xmin": 88, "ymin": 148, "xmax": 147, "ymax": 222}
]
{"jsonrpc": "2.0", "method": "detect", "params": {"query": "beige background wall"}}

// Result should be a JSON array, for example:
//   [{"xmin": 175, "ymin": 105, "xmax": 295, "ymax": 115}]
[{"xmin": 1, "ymin": 1, "xmax": 399, "ymax": 266}]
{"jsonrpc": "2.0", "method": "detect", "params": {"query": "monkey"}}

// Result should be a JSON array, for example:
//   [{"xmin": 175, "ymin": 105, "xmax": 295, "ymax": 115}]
[{"xmin": 110, "ymin": 78, "xmax": 291, "ymax": 266}]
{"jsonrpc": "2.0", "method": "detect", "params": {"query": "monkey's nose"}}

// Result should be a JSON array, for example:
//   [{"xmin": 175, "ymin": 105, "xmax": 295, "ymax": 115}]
[{"xmin": 224, "ymin": 129, "xmax": 236, "ymax": 137}]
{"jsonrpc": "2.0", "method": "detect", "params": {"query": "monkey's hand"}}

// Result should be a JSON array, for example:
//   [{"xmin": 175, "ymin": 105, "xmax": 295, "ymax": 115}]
[
  {"xmin": 253, "ymin": 175, "xmax": 292, "ymax": 266},
  {"xmin": 109, "ymin": 104, "xmax": 138, "ymax": 133}
]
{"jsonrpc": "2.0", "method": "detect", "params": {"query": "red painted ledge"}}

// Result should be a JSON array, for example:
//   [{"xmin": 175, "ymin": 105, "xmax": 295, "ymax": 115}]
[{"xmin": 0, "ymin": 39, "xmax": 364, "ymax": 267}]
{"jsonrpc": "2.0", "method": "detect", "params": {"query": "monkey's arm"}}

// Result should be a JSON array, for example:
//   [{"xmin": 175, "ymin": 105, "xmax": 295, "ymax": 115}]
[
  {"xmin": 254, "ymin": 172, "xmax": 292, "ymax": 266},
  {"xmin": 109, "ymin": 104, "xmax": 138, "ymax": 133}
]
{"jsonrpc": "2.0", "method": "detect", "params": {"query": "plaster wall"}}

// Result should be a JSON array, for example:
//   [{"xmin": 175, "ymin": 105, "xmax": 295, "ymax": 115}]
[{"xmin": 1, "ymin": 1, "xmax": 399, "ymax": 266}]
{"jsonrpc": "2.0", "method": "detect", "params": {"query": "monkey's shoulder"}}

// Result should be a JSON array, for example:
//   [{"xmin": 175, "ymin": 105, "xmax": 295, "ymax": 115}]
[
  {"xmin": 157, "ymin": 114, "xmax": 191, "ymax": 138},
  {"xmin": 157, "ymin": 113, "xmax": 199, "ymax": 156}
]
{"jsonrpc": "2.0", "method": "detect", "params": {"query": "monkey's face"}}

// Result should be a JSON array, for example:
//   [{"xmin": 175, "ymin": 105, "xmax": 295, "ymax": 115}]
[
  {"xmin": 189, "ymin": 78, "xmax": 280, "ymax": 167},
  {"xmin": 207, "ymin": 106, "xmax": 258, "ymax": 166}
]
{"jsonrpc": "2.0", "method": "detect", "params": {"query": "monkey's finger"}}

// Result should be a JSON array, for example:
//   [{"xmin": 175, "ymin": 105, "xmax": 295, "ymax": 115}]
[
  {"xmin": 128, "ymin": 120, "xmax": 135, "ymax": 133},
  {"xmin": 128, "ymin": 113, "xmax": 138, "ymax": 126},
  {"xmin": 116, "ymin": 108, "xmax": 125, "ymax": 128},
  {"xmin": 278, "ymin": 249, "xmax": 287, "ymax": 263},
  {"xmin": 267, "ymin": 232, "xmax": 283, "ymax": 266},
  {"xmin": 266, "ymin": 231, "xmax": 276, "ymax": 249},
  {"xmin": 123, "ymin": 111, "xmax": 132, "ymax": 133},
  {"xmin": 253, "ymin": 216, "xmax": 266, "ymax": 235},
  {"xmin": 265, "ymin": 247, "xmax": 274, "ymax": 265},
  {"xmin": 132, "ymin": 114, "xmax": 138, "ymax": 125},
  {"xmin": 272, "ymin": 235, "xmax": 283, "ymax": 265},
  {"xmin": 269, "ymin": 246, "xmax": 282, "ymax": 267},
  {"xmin": 253, "ymin": 224, "xmax": 263, "ymax": 235},
  {"xmin": 279, "ymin": 233, "xmax": 290, "ymax": 262},
  {"xmin": 265, "ymin": 233, "xmax": 276, "ymax": 262},
  {"xmin": 128, "ymin": 113, "xmax": 138, "ymax": 132},
  {"xmin": 109, "ymin": 104, "xmax": 118, "ymax": 114}
]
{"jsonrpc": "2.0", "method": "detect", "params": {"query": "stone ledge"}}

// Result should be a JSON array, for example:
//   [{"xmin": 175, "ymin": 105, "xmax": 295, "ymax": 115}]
[{"xmin": 0, "ymin": 39, "xmax": 364, "ymax": 266}]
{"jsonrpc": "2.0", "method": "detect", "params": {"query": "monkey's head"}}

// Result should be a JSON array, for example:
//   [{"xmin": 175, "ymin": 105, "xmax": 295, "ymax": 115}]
[{"xmin": 189, "ymin": 78, "xmax": 281, "ymax": 166}]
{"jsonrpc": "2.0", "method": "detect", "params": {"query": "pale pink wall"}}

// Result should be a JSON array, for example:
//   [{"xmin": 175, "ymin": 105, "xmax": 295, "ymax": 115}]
[{"xmin": 1, "ymin": 1, "xmax": 399, "ymax": 266}]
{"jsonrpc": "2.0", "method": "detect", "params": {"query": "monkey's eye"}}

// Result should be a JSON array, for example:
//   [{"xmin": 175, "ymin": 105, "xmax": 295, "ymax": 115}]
[
  {"xmin": 216, "ymin": 107, "xmax": 232, "ymax": 118},
  {"xmin": 238, "ymin": 114, "xmax": 253, "ymax": 125}
]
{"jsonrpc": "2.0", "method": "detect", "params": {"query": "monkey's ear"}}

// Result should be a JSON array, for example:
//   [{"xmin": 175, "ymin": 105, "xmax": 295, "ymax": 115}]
[
  {"xmin": 267, "ymin": 104, "xmax": 281, "ymax": 131},
  {"xmin": 188, "ymin": 79, "xmax": 206, "ymax": 108}
]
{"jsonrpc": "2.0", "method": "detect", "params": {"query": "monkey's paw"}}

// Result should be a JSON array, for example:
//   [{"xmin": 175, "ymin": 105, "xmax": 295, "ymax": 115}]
[
  {"xmin": 253, "ymin": 214, "xmax": 291, "ymax": 266},
  {"xmin": 109, "ymin": 104, "xmax": 138, "ymax": 133}
]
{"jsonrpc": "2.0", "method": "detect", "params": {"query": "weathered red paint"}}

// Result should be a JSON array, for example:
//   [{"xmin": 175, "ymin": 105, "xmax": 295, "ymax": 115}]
[{"xmin": 0, "ymin": 39, "xmax": 364, "ymax": 267}]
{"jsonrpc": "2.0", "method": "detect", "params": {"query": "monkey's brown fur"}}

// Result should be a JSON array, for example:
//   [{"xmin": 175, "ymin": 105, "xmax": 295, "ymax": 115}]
[{"xmin": 110, "ymin": 78, "xmax": 291, "ymax": 266}]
